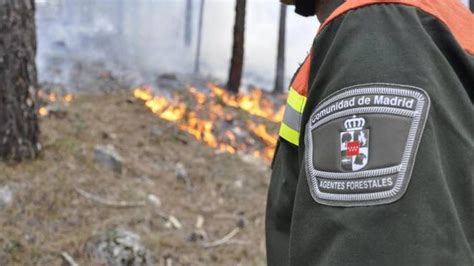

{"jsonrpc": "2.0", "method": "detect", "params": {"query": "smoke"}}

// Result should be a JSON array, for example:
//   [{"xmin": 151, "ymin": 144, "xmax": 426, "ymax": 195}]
[{"xmin": 36, "ymin": 0, "xmax": 317, "ymax": 91}]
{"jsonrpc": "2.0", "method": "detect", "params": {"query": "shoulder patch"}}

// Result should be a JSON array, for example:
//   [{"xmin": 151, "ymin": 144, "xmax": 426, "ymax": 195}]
[{"xmin": 305, "ymin": 83, "xmax": 430, "ymax": 207}]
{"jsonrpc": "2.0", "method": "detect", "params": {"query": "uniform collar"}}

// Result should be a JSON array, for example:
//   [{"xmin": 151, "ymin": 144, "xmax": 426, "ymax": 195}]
[{"xmin": 317, "ymin": 0, "xmax": 346, "ymax": 23}]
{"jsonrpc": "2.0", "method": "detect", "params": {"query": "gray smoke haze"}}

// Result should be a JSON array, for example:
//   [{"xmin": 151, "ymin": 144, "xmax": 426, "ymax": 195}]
[{"xmin": 36, "ymin": 0, "xmax": 318, "ymax": 91}]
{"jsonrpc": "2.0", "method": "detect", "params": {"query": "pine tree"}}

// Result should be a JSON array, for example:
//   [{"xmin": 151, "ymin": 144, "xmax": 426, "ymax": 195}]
[
  {"xmin": 226, "ymin": 0, "xmax": 247, "ymax": 93},
  {"xmin": 184, "ymin": 0, "xmax": 193, "ymax": 46},
  {"xmin": 0, "ymin": 0, "xmax": 40, "ymax": 161},
  {"xmin": 273, "ymin": 4, "xmax": 287, "ymax": 94},
  {"xmin": 194, "ymin": 0, "xmax": 205, "ymax": 73}
]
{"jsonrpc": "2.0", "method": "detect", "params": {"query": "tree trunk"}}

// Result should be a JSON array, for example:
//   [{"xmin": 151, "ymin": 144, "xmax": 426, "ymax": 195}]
[
  {"xmin": 116, "ymin": 0, "xmax": 125, "ymax": 37},
  {"xmin": 226, "ymin": 0, "xmax": 246, "ymax": 93},
  {"xmin": 0, "ymin": 0, "xmax": 40, "ymax": 161},
  {"xmin": 194, "ymin": 0, "xmax": 205, "ymax": 74},
  {"xmin": 273, "ymin": 4, "xmax": 286, "ymax": 94},
  {"xmin": 184, "ymin": 0, "xmax": 193, "ymax": 46}
]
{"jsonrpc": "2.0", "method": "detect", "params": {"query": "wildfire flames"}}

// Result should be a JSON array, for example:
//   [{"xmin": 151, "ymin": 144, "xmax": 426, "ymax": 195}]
[
  {"xmin": 133, "ymin": 85, "xmax": 283, "ymax": 163},
  {"xmin": 37, "ymin": 89, "xmax": 73, "ymax": 116}
]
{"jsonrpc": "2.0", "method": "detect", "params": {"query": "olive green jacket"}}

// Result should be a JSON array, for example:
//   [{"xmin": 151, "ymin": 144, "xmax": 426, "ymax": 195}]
[{"xmin": 266, "ymin": 2, "xmax": 473, "ymax": 265}]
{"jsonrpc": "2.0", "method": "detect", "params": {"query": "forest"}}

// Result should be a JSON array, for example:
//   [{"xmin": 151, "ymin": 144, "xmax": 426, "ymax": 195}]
[{"xmin": 0, "ymin": 0, "xmax": 301, "ymax": 265}]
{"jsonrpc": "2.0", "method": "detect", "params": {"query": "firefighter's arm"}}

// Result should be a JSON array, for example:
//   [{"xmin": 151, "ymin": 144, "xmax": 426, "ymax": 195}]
[{"xmin": 286, "ymin": 3, "xmax": 473, "ymax": 265}]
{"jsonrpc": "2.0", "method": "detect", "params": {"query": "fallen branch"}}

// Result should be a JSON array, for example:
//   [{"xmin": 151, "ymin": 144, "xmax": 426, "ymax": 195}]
[
  {"xmin": 75, "ymin": 187, "xmax": 184, "ymax": 229},
  {"xmin": 165, "ymin": 257, "xmax": 173, "ymax": 266},
  {"xmin": 227, "ymin": 239, "xmax": 250, "ymax": 245},
  {"xmin": 202, "ymin": 228, "xmax": 240, "ymax": 248},
  {"xmin": 151, "ymin": 208, "xmax": 170, "ymax": 221},
  {"xmin": 61, "ymin": 252, "xmax": 79, "ymax": 266},
  {"xmin": 213, "ymin": 213, "xmax": 238, "ymax": 220},
  {"xmin": 168, "ymin": 215, "xmax": 183, "ymax": 229},
  {"xmin": 74, "ymin": 187, "xmax": 145, "ymax": 208}
]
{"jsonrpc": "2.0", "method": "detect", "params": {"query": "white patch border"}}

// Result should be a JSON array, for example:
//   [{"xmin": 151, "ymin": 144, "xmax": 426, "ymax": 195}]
[{"xmin": 305, "ymin": 83, "xmax": 430, "ymax": 207}]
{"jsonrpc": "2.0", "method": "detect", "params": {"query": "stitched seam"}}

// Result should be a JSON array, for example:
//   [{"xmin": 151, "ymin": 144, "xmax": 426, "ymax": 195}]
[{"xmin": 314, "ymin": 165, "xmax": 400, "ymax": 179}]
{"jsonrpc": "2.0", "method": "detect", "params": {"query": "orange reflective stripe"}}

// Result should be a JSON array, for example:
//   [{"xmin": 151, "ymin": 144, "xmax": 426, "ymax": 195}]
[
  {"xmin": 319, "ymin": 0, "xmax": 474, "ymax": 55},
  {"xmin": 291, "ymin": 54, "xmax": 312, "ymax": 97}
]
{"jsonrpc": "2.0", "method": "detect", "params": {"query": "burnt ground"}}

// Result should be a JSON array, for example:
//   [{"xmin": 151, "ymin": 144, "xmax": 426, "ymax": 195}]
[{"xmin": 0, "ymin": 91, "xmax": 271, "ymax": 265}]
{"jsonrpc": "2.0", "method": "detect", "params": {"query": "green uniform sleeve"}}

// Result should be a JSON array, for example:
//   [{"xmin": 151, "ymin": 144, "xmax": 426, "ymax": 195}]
[
  {"xmin": 267, "ymin": 3, "xmax": 473, "ymax": 266},
  {"xmin": 266, "ymin": 139, "xmax": 299, "ymax": 265}
]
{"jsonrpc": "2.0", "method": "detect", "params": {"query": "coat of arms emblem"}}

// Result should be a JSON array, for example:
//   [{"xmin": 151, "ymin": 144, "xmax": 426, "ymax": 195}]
[{"xmin": 340, "ymin": 115, "xmax": 369, "ymax": 171}]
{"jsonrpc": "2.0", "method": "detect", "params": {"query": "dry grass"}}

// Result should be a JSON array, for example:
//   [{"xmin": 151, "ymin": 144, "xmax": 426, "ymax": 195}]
[{"xmin": 0, "ymin": 91, "xmax": 270, "ymax": 265}]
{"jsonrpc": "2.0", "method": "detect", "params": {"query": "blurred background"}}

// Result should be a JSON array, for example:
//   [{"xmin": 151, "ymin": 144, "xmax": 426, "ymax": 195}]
[
  {"xmin": 36, "ymin": 0, "xmax": 318, "ymax": 91},
  {"xmin": 1, "ymin": 0, "xmax": 323, "ymax": 265}
]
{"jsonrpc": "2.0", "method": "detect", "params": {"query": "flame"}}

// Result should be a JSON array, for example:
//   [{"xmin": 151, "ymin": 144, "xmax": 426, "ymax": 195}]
[
  {"xmin": 63, "ymin": 94, "xmax": 73, "ymax": 102},
  {"xmin": 161, "ymin": 104, "xmax": 186, "ymax": 121},
  {"xmin": 189, "ymin": 87, "xmax": 206, "ymax": 105},
  {"xmin": 37, "ymin": 89, "xmax": 74, "ymax": 117},
  {"xmin": 246, "ymin": 121, "xmax": 278, "ymax": 147},
  {"xmin": 133, "ymin": 85, "xmax": 283, "ymax": 163},
  {"xmin": 134, "ymin": 86, "xmax": 154, "ymax": 101},
  {"xmin": 48, "ymin": 93, "xmax": 57, "ymax": 102},
  {"xmin": 208, "ymin": 84, "xmax": 283, "ymax": 122},
  {"xmin": 38, "ymin": 107, "xmax": 49, "ymax": 116}
]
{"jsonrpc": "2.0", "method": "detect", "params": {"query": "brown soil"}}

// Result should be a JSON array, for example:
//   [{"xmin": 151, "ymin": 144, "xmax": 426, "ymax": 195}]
[{"xmin": 0, "ymin": 91, "xmax": 270, "ymax": 265}]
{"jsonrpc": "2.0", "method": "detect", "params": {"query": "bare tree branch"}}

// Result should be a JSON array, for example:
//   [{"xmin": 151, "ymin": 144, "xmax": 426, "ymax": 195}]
[
  {"xmin": 202, "ymin": 228, "xmax": 240, "ymax": 248},
  {"xmin": 74, "ymin": 187, "xmax": 145, "ymax": 208},
  {"xmin": 61, "ymin": 252, "xmax": 79, "ymax": 266}
]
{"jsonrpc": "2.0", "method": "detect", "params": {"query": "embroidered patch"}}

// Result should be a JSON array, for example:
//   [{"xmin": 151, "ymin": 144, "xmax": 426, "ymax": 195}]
[{"xmin": 305, "ymin": 84, "xmax": 430, "ymax": 206}]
